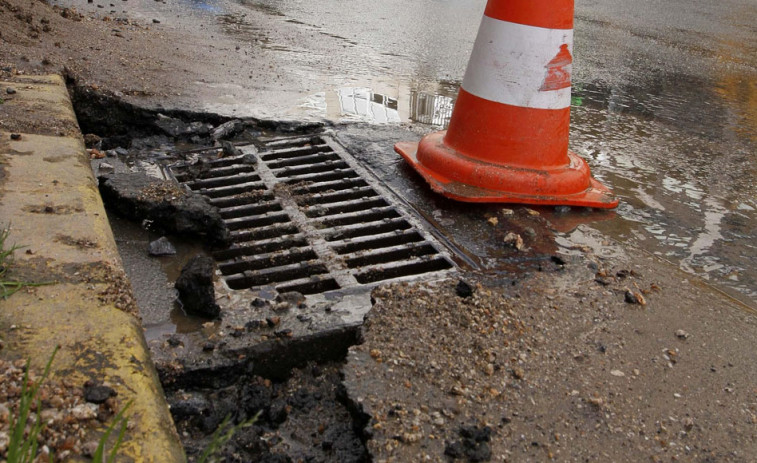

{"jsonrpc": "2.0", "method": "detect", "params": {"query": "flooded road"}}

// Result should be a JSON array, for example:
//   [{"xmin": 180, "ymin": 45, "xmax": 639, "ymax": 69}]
[{"xmin": 60, "ymin": 0, "xmax": 756, "ymax": 303}]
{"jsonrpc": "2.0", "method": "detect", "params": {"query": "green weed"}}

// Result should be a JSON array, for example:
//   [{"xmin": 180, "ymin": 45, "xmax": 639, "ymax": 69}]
[
  {"xmin": 92, "ymin": 400, "xmax": 132, "ymax": 463},
  {"xmin": 197, "ymin": 412, "xmax": 260, "ymax": 463},
  {"xmin": 6, "ymin": 346, "xmax": 58, "ymax": 463},
  {"xmin": 6, "ymin": 348, "xmax": 132, "ymax": 463}
]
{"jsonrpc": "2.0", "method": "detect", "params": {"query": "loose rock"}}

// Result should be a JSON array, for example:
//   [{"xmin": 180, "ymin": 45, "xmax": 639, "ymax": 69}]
[
  {"xmin": 175, "ymin": 256, "xmax": 220, "ymax": 318},
  {"xmin": 83, "ymin": 384, "xmax": 116, "ymax": 404},
  {"xmin": 503, "ymin": 232, "xmax": 524, "ymax": 250},
  {"xmin": 148, "ymin": 236, "xmax": 177, "ymax": 256},
  {"xmin": 455, "ymin": 279, "xmax": 474, "ymax": 298},
  {"xmin": 98, "ymin": 172, "xmax": 229, "ymax": 244}
]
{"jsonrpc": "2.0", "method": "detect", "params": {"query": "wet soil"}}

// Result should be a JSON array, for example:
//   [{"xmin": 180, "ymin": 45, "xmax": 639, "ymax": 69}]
[
  {"xmin": 167, "ymin": 362, "xmax": 366, "ymax": 463},
  {"xmin": 344, "ymin": 259, "xmax": 757, "ymax": 462}
]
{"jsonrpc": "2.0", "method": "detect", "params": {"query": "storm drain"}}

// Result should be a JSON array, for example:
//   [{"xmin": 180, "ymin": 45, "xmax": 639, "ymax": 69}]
[{"xmin": 167, "ymin": 133, "xmax": 455, "ymax": 296}]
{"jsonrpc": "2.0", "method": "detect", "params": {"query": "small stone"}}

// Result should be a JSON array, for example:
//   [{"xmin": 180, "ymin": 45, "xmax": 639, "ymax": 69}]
[
  {"xmin": 71, "ymin": 403, "xmax": 98, "ymax": 420},
  {"xmin": 6, "ymin": 87, "xmax": 16, "ymax": 94},
  {"xmin": 10, "ymin": 133, "xmax": 21, "ymax": 140},
  {"xmin": 503, "ymin": 232, "xmax": 524, "ymax": 250},
  {"xmin": 276, "ymin": 291, "xmax": 305, "ymax": 306},
  {"xmin": 610, "ymin": 369, "xmax": 625, "ymax": 377},
  {"xmin": 81, "ymin": 441, "xmax": 99, "ymax": 458},
  {"xmin": 675, "ymin": 329, "xmax": 690, "ymax": 340},
  {"xmin": 682, "ymin": 417, "xmax": 694, "ymax": 431},
  {"xmin": 274, "ymin": 328, "xmax": 293, "ymax": 338},
  {"xmin": 175, "ymin": 256, "xmax": 220, "ymax": 318},
  {"xmin": 455, "ymin": 279, "xmax": 473, "ymax": 298},
  {"xmin": 84, "ymin": 384, "xmax": 117, "ymax": 404},
  {"xmin": 98, "ymin": 162, "xmax": 115, "ymax": 174},
  {"xmin": 152, "ymin": 18, "xmax": 160, "ymax": 23},
  {"xmin": 487, "ymin": 216, "xmax": 498, "ymax": 226},
  {"xmin": 266, "ymin": 316, "xmax": 280, "ymax": 327},
  {"xmin": 500, "ymin": 208, "xmax": 514, "ymax": 216},
  {"xmin": 526, "ymin": 209, "xmax": 540, "ymax": 216},
  {"xmin": 512, "ymin": 367, "xmax": 525, "ymax": 379},
  {"xmin": 251, "ymin": 297, "xmax": 269, "ymax": 308},
  {"xmin": 624, "ymin": 290, "xmax": 646, "ymax": 305},
  {"xmin": 166, "ymin": 335, "xmax": 182, "ymax": 347},
  {"xmin": 202, "ymin": 342, "xmax": 216, "ymax": 352},
  {"xmin": 148, "ymin": 236, "xmax": 176, "ymax": 256}
]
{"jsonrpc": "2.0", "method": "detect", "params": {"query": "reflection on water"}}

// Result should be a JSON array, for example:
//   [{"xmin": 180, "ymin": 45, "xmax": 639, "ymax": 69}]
[
  {"xmin": 300, "ymin": 86, "xmax": 455, "ymax": 127},
  {"xmin": 337, "ymin": 88, "xmax": 401, "ymax": 123},
  {"xmin": 409, "ymin": 91, "xmax": 454, "ymax": 127}
]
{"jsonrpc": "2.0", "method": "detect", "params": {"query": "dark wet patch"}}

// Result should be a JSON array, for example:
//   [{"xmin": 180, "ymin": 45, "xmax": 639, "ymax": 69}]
[
  {"xmin": 54, "ymin": 233, "xmax": 99, "ymax": 249},
  {"xmin": 7, "ymin": 258, "xmax": 138, "ymax": 315},
  {"xmin": 43, "ymin": 155, "xmax": 70, "ymax": 163},
  {"xmin": 23, "ymin": 204, "xmax": 84, "ymax": 214},
  {"xmin": 167, "ymin": 362, "xmax": 367, "ymax": 463}
]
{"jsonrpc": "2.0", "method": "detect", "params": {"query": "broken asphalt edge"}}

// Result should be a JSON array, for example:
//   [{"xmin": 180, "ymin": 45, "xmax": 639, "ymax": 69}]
[{"xmin": 0, "ymin": 75, "xmax": 185, "ymax": 462}]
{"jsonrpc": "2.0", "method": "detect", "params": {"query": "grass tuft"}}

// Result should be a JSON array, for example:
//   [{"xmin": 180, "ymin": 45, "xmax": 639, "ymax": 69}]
[
  {"xmin": 197, "ymin": 412, "xmax": 260, "ymax": 463},
  {"xmin": 6, "ymin": 346, "xmax": 59, "ymax": 463}
]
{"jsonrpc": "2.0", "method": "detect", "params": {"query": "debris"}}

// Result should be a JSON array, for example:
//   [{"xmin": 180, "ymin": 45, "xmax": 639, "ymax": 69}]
[
  {"xmin": 175, "ymin": 256, "xmax": 220, "ymax": 318},
  {"xmin": 220, "ymin": 140, "xmax": 242, "ymax": 157},
  {"xmin": 444, "ymin": 425, "xmax": 492, "ymax": 462},
  {"xmin": 148, "ymin": 236, "xmax": 177, "ymax": 256},
  {"xmin": 83, "ymin": 383, "xmax": 116, "ymax": 404},
  {"xmin": 675, "ymin": 329, "xmax": 690, "ymax": 340},
  {"xmin": 97, "ymin": 161, "xmax": 115, "ymax": 174},
  {"xmin": 211, "ymin": 119, "xmax": 245, "ymax": 140},
  {"xmin": 83, "ymin": 133, "xmax": 102, "ymax": 149},
  {"xmin": 88, "ymin": 148, "xmax": 105, "ymax": 159},
  {"xmin": 276, "ymin": 291, "xmax": 306, "ymax": 308},
  {"xmin": 624, "ymin": 289, "xmax": 647, "ymax": 305},
  {"xmin": 154, "ymin": 114, "xmax": 212, "ymax": 138},
  {"xmin": 98, "ymin": 172, "xmax": 230, "ymax": 244},
  {"xmin": 455, "ymin": 279, "xmax": 474, "ymax": 298},
  {"xmin": 503, "ymin": 232, "xmax": 524, "ymax": 250}
]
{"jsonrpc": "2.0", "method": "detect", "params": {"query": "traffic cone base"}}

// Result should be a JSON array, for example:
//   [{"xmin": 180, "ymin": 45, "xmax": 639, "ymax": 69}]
[
  {"xmin": 395, "ymin": 132, "xmax": 618, "ymax": 208},
  {"xmin": 395, "ymin": 0, "xmax": 618, "ymax": 208}
]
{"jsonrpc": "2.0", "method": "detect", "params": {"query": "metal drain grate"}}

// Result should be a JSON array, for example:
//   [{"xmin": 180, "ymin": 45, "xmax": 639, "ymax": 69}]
[{"xmin": 168, "ymin": 133, "xmax": 455, "ymax": 296}]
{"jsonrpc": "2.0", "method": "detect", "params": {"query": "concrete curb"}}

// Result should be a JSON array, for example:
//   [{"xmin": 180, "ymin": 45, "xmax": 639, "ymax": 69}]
[{"xmin": 0, "ymin": 75, "xmax": 185, "ymax": 461}]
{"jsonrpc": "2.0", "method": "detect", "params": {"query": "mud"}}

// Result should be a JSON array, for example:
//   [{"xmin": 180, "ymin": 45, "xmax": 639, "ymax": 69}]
[{"xmin": 167, "ymin": 362, "xmax": 366, "ymax": 463}]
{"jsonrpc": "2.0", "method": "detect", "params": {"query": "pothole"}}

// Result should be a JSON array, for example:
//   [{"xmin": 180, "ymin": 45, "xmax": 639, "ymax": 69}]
[{"xmin": 69, "ymin": 81, "xmax": 457, "ymax": 462}]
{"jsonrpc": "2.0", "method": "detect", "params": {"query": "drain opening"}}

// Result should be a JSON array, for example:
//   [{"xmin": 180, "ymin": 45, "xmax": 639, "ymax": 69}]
[{"xmin": 166, "ymin": 133, "xmax": 456, "ymax": 296}]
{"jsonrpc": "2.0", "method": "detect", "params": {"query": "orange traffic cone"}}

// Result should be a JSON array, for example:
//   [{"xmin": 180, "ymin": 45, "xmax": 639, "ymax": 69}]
[{"xmin": 395, "ymin": 0, "xmax": 618, "ymax": 208}]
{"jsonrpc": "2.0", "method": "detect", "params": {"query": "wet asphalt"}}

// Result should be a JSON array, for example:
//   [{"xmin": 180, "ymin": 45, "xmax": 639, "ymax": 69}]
[{"xmin": 60, "ymin": 0, "xmax": 756, "ymax": 304}]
